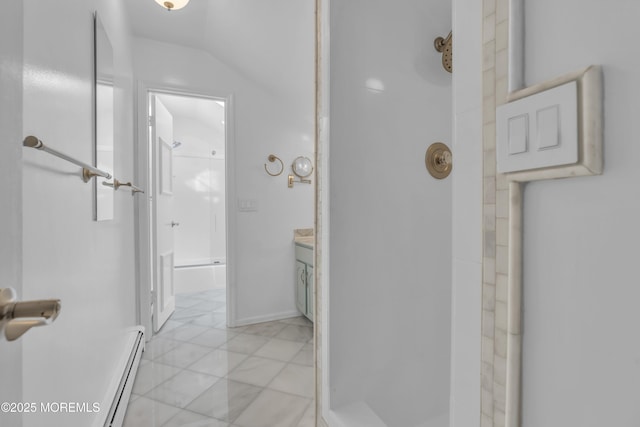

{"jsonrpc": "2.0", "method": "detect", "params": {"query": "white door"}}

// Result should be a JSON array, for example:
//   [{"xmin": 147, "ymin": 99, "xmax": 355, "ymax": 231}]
[
  {"xmin": 0, "ymin": 3, "xmax": 24, "ymax": 425},
  {"xmin": 151, "ymin": 95, "xmax": 176, "ymax": 332}
]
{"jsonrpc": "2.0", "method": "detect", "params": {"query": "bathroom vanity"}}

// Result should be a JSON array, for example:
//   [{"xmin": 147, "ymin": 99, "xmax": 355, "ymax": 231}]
[{"xmin": 294, "ymin": 235, "xmax": 314, "ymax": 322}]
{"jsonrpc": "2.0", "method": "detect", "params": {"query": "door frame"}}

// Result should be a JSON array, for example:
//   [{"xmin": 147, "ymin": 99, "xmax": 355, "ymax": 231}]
[{"xmin": 135, "ymin": 81, "xmax": 237, "ymax": 338}]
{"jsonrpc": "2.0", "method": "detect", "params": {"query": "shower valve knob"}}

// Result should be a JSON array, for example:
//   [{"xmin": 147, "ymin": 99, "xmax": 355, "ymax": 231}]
[
  {"xmin": 435, "ymin": 151, "xmax": 452, "ymax": 166},
  {"xmin": 171, "ymin": 221, "xmax": 180, "ymax": 227},
  {"xmin": 425, "ymin": 142, "xmax": 453, "ymax": 179}
]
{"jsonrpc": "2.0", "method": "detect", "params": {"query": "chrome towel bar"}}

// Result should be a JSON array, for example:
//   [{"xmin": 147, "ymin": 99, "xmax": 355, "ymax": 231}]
[{"xmin": 23, "ymin": 135, "xmax": 112, "ymax": 182}]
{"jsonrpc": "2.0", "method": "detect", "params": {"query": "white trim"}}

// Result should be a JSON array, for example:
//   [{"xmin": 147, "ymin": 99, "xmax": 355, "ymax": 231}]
[
  {"xmin": 134, "ymin": 81, "xmax": 237, "ymax": 337},
  {"xmin": 175, "ymin": 258, "xmax": 216, "ymax": 267},
  {"xmin": 449, "ymin": 1, "xmax": 484, "ymax": 426},
  {"xmin": 224, "ymin": 94, "xmax": 238, "ymax": 329},
  {"xmin": 317, "ymin": 0, "xmax": 332, "ymax": 423},
  {"xmin": 507, "ymin": 0, "xmax": 525, "ymax": 93},
  {"xmin": 134, "ymin": 80, "xmax": 152, "ymax": 338},
  {"xmin": 95, "ymin": 326, "xmax": 145, "ymax": 427},
  {"xmin": 232, "ymin": 310, "xmax": 302, "ymax": 327}
]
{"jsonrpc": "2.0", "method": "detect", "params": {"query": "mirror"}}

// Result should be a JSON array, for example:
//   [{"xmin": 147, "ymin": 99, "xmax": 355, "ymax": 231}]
[
  {"xmin": 94, "ymin": 13, "xmax": 114, "ymax": 221},
  {"xmin": 292, "ymin": 156, "xmax": 313, "ymax": 178}
]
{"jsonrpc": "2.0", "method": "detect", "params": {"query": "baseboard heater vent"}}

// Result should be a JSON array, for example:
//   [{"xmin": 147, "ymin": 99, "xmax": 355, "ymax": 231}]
[{"xmin": 104, "ymin": 327, "xmax": 145, "ymax": 427}]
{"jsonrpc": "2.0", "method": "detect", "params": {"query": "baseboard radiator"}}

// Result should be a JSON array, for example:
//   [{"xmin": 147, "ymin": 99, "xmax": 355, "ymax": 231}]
[{"xmin": 103, "ymin": 326, "xmax": 145, "ymax": 427}]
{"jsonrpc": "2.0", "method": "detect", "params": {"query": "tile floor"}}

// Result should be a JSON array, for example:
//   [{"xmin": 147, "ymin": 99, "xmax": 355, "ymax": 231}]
[{"xmin": 123, "ymin": 289, "xmax": 315, "ymax": 427}]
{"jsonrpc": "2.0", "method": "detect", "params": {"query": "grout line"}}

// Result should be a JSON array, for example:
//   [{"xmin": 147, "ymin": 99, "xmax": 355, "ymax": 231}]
[{"xmin": 130, "ymin": 290, "xmax": 315, "ymax": 426}]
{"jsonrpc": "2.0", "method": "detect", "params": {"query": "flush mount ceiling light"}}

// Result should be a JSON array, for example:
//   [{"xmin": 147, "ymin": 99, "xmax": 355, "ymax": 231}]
[{"xmin": 155, "ymin": 0, "xmax": 190, "ymax": 11}]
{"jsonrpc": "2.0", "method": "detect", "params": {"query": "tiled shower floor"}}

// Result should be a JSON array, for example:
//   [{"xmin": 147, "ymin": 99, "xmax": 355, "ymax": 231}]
[{"xmin": 123, "ymin": 289, "xmax": 314, "ymax": 427}]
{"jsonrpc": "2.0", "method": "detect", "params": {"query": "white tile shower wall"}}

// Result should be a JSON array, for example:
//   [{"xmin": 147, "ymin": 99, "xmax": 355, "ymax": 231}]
[
  {"xmin": 520, "ymin": 1, "xmax": 640, "ymax": 426},
  {"xmin": 21, "ymin": 1, "xmax": 137, "ymax": 425},
  {"xmin": 328, "ymin": 0, "xmax": 452, "ymax": 424},
  {"xmin": 450, "ymin": 0, "xmax": 483, "ymax": 426},
  {"xmin": 173, "ymin": 156, "xmax": 209, "ymax": 263},
  {"xmin": 170, "ymin": 109, "xmax": 226, "ymax": 267},
  {"xmin": 133, "ymin": 36, "xmax": 315, "ymax": 324}
]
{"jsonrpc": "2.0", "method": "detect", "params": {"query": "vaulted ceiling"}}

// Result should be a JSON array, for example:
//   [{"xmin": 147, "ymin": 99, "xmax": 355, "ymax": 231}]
[{"xmin": 124, "ymin": 0, "xmax": 315, "ymax": 110}]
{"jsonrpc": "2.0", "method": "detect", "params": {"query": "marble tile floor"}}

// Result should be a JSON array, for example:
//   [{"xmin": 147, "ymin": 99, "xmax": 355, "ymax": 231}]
[{"xmin": 123, "ymin": 289, "xmax": 315, "ymax": 427}]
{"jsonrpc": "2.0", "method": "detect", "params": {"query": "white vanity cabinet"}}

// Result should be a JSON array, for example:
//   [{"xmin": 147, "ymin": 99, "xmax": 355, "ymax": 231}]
[
  {"xmin": 295, "ymin": 243, "xmax": 314, "ymax": 322},
  {"xmin": 296, "ymin": 260, "xmax": 307, "ymax": 314}
]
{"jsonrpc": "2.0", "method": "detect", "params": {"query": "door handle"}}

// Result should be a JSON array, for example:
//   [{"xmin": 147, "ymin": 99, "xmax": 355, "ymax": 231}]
[
  {"xmin": 171, "ymin": 221, "xmax": 180, "ymax": 227},
  {"xmin": 0, "ymin": 288, "xmax": 61, "ymax": 341}
]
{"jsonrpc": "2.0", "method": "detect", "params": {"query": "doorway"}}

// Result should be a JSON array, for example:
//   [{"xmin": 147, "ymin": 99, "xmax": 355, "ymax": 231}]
[
  {"xmin": 156, "ymin": 93, "xmax": 227, "ymax": 295},
  {"xmin": 136, "ymin": 86, "xmax": 235, "ymax": 337}
]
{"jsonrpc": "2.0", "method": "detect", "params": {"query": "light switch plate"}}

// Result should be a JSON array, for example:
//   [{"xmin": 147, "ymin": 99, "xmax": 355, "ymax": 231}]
[
  {"xmin": 495, "ymin": 65, "xmax": 603, "ymax": 181},
  {"xmin": 497, "ymin": 81, "xmax": 577, "ymax": 173},
  {"xmin": 238, "ymin": 199, "xmax": 258, "ymax": 212}
]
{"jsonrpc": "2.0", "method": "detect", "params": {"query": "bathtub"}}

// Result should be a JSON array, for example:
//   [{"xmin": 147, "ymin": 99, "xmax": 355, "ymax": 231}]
[
  {"xmin": 326, "ymin": 402, "xmax": 448, "ymax": 427},
  {"xmin": 174, "ymin": 263, "xmax": 226, "ymax": 294}
]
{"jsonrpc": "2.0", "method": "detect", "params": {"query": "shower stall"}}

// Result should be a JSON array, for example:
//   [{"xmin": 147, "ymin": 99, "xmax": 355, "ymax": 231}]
[
  {"xmin": 155, "ymin": 94, "xmax": 228, "ymax": 294},
  {"xmin": 173, "ymin": 141, "xmax": 227, "ymax": 293},
  {"xmin": 324, "ymin": 0, "xmax": 453, "ymax": 426}
]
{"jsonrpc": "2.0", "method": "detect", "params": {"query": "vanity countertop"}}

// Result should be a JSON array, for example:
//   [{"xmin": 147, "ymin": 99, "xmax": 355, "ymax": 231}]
[{"xmin": 294, "ymin": 235, "xmax": 314, "ymax": 249}]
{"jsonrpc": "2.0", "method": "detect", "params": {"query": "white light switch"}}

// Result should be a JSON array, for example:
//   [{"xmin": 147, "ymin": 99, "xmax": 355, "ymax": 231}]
[
  {"xmin": 497, "ymin": 81, "xmax": 578, "ymax": 173},
  {"xmin": 238, "ymin": 199, "xmax": 258, "ymax": 212},
  {"xmin": 537, "ymin": 105, "xmax": 560, "ymax": 150},
  {"xmin": 508, "ymin": 115, "xmax": 528, "ymax": 155}
]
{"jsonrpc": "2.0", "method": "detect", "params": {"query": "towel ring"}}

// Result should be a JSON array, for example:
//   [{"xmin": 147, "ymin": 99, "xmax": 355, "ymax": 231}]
[{"xmin": 264, "ymin": 154, "xmax": 284, "ymax": 176}]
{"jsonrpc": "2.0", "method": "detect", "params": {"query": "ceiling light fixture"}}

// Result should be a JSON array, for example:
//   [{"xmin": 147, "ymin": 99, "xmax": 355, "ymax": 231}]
[{"xmin": 155, "ymin": 0, "xmax": 190, "ymax": 11}]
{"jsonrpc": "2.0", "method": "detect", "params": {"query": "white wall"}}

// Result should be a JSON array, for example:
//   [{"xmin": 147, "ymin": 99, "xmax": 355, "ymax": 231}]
[
  {"xmin": 449, "ymin": 0, "xmax": 483, "ymax": 426},
  {"xmin": 0, "ymin": 2, "xmax": 24, "ymax": 426},
  {"xmin": 327, "ymin": 0, "xmax": 452, "ymax": 425},
  {"xmin": 20, "ymin": 0, "xmax": 137, "ymax": 426},
  {"xmin": 521, "ymin": 2, "xmax": 640, "ymax": 426},
  {"xmin": 133, "ymin": 38, "xmax": 314, "ymax": 324}
]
